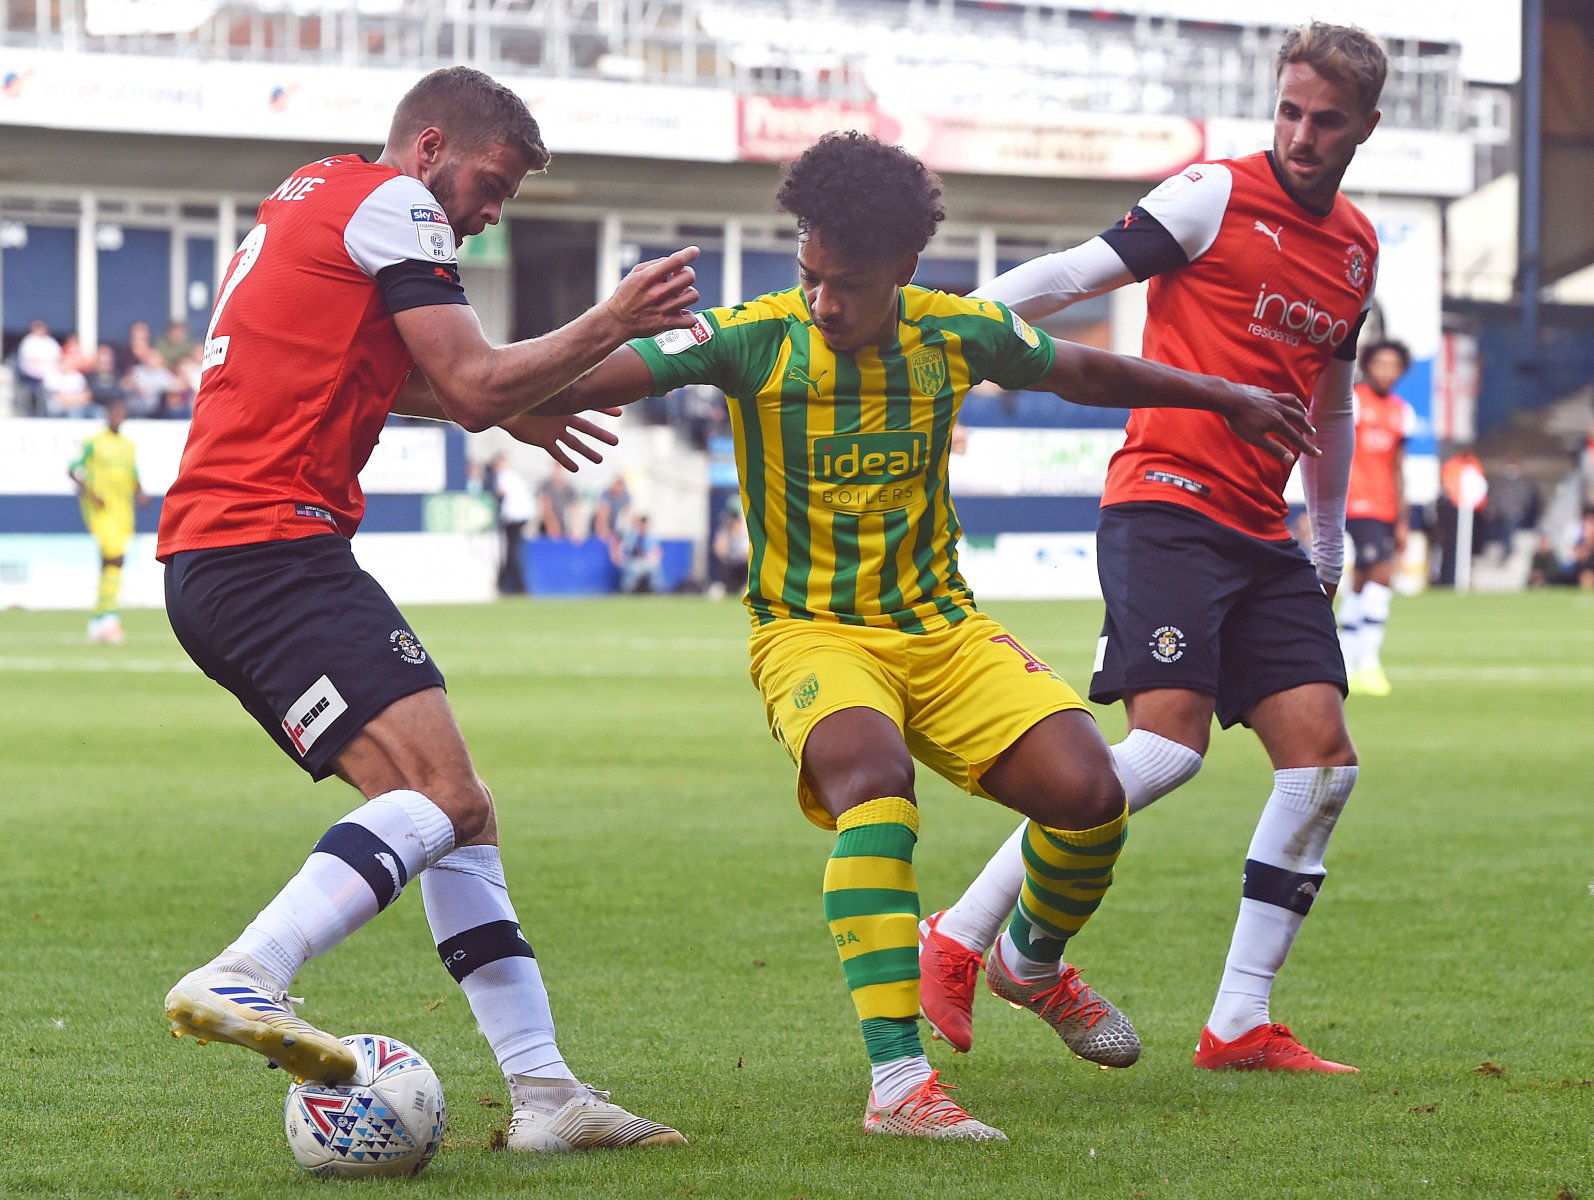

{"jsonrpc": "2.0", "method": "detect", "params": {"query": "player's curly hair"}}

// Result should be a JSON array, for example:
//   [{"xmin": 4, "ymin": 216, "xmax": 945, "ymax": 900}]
[
  {"xmin": 776, "ymin": 132, "xmax": 946, "ymax": 261},
  {"xmin": 390, "ymin": 66, "xmax": 550, "ymax": 172},
  {"xmin": 1359, "ymin": 338, "xmax": 1411, "ymax": 375}
]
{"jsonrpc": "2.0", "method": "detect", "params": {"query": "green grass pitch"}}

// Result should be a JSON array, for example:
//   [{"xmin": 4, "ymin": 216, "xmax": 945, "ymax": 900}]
[{"xmin": 2, "ymin": 591, "xmax": 1589, "ymax": 1198}]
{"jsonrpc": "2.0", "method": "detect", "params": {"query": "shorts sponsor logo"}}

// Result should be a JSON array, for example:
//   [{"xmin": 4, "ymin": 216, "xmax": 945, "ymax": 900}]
[
  {"xmin": 390, "ymin": 629, "xmax": 428, "ymax": 665},
  {"xmin": 1093, "ymin": 635, "xmax": 1108, "ymax": 674},
  {"xmin": 908, "ymin": 346, "xmax": 948, "ymax": 395},
  {"xmin": 1010, "ymin": 312, "xmax": 1040, "ymax": 349},
  {"xmin": 1149, "ymin": 625, "xmax": 1186, "ymax": 664},
  {"xmin": 793, "ymin": 673, "xmax": 820, "ymax": 709},
  {"xmin": 282, "ymin": 674, "xmax": 348, "ymax": 756},
  {"xmin": 654, "ymin": 316, "xmax": 713, "ymax": 355},
  {"xmin": 812, "ymin": 431, "xmax": 928, "ymax": 513}
]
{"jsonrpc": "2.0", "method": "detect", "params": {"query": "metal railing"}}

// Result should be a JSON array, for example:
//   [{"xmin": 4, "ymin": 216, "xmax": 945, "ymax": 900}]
[{"xmin": 1, "ymin": 0, "xmax": 1465, "ymax": 128}]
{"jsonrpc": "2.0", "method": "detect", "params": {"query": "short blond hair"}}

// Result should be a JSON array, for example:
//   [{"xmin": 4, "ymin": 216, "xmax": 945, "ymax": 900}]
[{"xmin": 1276, "ymin": 22, "xmax": 1389, "ymax": 114}]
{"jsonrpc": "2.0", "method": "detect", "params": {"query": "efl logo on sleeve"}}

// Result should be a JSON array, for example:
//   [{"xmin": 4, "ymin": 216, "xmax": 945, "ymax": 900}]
[
  {"xmin": 653, "ymin": 315, "xmax": 713, "ymax": 355},
  {"xmin": 409, "ymin": 206, "xmax": 456, "ymax": 263},
  {"xmin": 282, "ymin": 674, "xmax": 348, "ymax": 756}
]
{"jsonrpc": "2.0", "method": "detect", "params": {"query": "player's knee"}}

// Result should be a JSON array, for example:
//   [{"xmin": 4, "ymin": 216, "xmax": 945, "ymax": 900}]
[
  {"xmin": 1319, "ymin": 739, "xmax": 1358, "ymax": 768},
  {"xmin": 1070, "ymin": 768, "xmax": 1128, "ymax": 829},
  {"xmin": 825, "ymin": 760, "xmax": 916, "ymax": 813},
  {"xmin": 431, "ymin": 777, "xmax": 493, "ymax": 844}
]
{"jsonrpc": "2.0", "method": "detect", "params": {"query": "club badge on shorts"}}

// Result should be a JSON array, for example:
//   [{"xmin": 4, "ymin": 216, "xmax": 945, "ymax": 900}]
[
  {"xmin": 390, "ymin": 629, "xmax": 428, "ymax": 665},
  {"xmin": 793, "ymin": 673, "xmax": 820, "ymax": 709},
  {"xmin": 1149, "ymin": 625, "xmax": 1187, "ymax": 664}
]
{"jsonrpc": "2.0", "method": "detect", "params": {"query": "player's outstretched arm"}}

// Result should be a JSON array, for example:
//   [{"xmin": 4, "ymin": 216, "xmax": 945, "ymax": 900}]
[
  {"xmin": 533, "ymin": 345, "xmax": 660, "ymax": 415},
  {"xmin": 1042, "ymin": 337, "xmax": 1320, "ymax": 462},
  {"xmin": 391, "ymin": 366, "xmax": 624, "ymax": 471},
  {"xmin": 393, "ymin": 248, "xmax": 700, "ymax": 432}
]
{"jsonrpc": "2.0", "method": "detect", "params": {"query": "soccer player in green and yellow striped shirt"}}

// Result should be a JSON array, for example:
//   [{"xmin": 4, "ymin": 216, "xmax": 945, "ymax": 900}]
[{"xmin": 548, "ymin": 133, "xmax": 1317, "ymax": 1140}]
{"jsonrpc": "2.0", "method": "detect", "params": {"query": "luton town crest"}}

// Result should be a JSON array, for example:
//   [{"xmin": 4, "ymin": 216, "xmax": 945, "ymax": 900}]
[
  {"xmin": 908, "ymin": 347, "xmax": 947, "ymax": 396},
  {"xmin": 1344, "ymin": 243, "xmax": 1368, "ymax": 288},
  {"xmin": 793, "ymin": 673, "xmax": 820, "ymax": 709}
]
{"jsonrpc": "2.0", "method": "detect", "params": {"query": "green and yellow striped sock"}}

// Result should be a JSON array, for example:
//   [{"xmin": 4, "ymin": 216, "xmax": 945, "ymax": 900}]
[
  {"xmin": 1007, "ymin": 804, "xmax": 1128, "ymax": 963},
  {"xmin": 821, "ymin": 796, "xmax": 924, "ymax": 1065},
  {"xmin": 95, "ymin": 564, "xmax": 122, "ymax": 619}
]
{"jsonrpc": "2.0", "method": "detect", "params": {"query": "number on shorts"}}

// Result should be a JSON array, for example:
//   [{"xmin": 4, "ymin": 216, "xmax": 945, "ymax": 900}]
[{"xmin": 990, "ymin": 633, "xmax": 1052, "ymax": 674}]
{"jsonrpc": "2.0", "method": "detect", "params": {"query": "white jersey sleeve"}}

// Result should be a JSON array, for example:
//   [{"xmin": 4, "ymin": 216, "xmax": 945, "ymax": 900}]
[
  {"xmin": 1133, "ymin": 163, "xmax": 1233, "ymax": 263},
  {"xmin": 342, "ymin": 175, "xmax": 467, "ymax": 313},
  {"xmin": 344, "ymin": 175, "xmax": 460, "ymax": 276}
]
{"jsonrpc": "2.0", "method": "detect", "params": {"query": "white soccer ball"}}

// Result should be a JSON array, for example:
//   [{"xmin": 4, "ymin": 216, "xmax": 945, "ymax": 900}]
[{"xmin": 284, "ymin": 1034, "xmax": 446, "ymax": 1179}]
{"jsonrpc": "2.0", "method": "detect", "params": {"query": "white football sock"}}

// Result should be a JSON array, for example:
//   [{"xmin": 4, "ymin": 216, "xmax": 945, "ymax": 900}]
[
  {"xmin": 1115, "ymin": 728, "xmax": 1204, "ymax": 815},
  {"xmin": 933, "ymin": 823, "xmax": 1026, "ymax": 953},
  {"xmin": 422, "ymin": 845, "xmax": 573, "ymax": 1081},
  {"xmin": 227, "ymin": 790, "xmax": 455, "ymax": 991},
  {"xmin": 1208, "ymin": 766, "xmax": 1357, "ymax": 1041},
  {"xmin": 1358, "ymin": 580, "xmax": 1392, "ymax": 669},
  {"xmin": 935, "ymin": 731, "xmax": 1202, "ymax": 953},
  {"xmin": 1337, "ymin": 587, "xmax": 1365, "ymax": 672},
  {"xmin": 869, "ymin": 1054, "xmax": 934, "ymax": 1106}
]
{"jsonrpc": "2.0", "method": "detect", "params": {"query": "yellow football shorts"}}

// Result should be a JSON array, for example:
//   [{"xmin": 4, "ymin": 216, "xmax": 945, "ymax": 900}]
[
  {"xmin": 85, "ymin": 506, "xmax": 134, "ymax": 562},
  {"xmin": 748, "ymin": 610, "xmax": 1091, "ymax": 829}
]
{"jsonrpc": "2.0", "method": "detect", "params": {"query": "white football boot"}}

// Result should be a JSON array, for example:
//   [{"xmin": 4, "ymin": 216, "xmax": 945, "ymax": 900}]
[
  {"xmin": 507, "ymin": 1076, "xmax": 687, "ymax": 1151},
  {"xmin": 164, "ymin": 955, "xmax": 356, "ymax": 1083}
]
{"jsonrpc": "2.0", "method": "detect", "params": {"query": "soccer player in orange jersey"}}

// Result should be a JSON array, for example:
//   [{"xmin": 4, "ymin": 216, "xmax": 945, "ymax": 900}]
[
  {"xmin": 158, "ymin": 67, "xmax": 698, "ymax": 1151},
  {"xmin": 1340, "ymin": 340, "xmax": 1415, "ymax": 696},
  {"xmin": 918, "ymin": 23, "xmax": 1388, "ymax": 1073}
]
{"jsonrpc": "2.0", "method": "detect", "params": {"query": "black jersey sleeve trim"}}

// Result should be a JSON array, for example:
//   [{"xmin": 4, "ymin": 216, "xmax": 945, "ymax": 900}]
[
  {"xmin": 1097, "ymin": 207, "xmax": 1190, "ymax": 282},
  {"xmin": 376, "ymin": 259, "xmax": 468, "ymax": 314},
  {"xmin": 1334, "ymin": 309, "xmax": 1370, "ymax": 361}
]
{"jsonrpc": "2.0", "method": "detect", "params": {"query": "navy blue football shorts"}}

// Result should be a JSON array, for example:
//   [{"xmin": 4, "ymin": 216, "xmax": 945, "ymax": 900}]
[
  {"xmin": 1090, "ymin": 502, "xmax": 1346, "ymax": 729},
  {"xmin": 164, "ymin": 534, "xmax": 446, "ymax": 781},
  {"xmin": 1346, "ymin": 517, "xmax": 1399, "ymax": 570}
]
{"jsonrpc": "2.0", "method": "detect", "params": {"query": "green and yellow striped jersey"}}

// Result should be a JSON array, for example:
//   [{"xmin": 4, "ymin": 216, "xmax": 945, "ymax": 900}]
[
  {"xmin": 630, "ymin": 285, "xmax": 1055, "ymax": 631},
  {"xmin": 71, "ymin": 429, "xmax": 141, "ymax": 517}
]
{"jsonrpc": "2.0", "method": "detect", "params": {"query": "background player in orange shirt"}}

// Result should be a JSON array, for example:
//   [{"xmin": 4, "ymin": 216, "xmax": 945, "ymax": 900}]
[
  {"xmin": 918, "ymin": 23, "xmax": 1388, "ymax": 1074},
  {"xmin": 1340, "ymin": 340, "xmax": 1416, "ymax": 696}
]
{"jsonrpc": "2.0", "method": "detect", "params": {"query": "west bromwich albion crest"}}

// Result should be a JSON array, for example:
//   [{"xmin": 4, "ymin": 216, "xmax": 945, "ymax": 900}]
[{"xmin": 908, "ymin": 347, "xmax": 947, "ymax": 396}]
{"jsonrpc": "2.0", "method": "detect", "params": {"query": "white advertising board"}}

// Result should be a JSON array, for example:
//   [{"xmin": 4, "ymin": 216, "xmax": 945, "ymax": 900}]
[
  {"xmin": 0, "ymin": 50, "xmax": 739, "ymax": 163},
  {"xmin": 0, "ymin": 531, "xmax": 496, "ymax": 610},
  {"xmin": 0, "ymin": 418, "xmax": 446, "ymax": 496},
  {"xmin": 949, "ymin": 428, "xmax": 1121, "ymax": 497}
]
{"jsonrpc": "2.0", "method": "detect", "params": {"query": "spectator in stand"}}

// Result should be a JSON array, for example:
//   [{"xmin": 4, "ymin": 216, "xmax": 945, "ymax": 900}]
[
  {"xmin": 87, "ymin": 343, "xmax": 128, "ymax": 410},
  {"xmin": 155, "ymin": 319, "xmax": 196, "ymax": 370},
  {"xmin": 16, "ymin": 318, "xmax": 62, "ymax": 413},
  {"xmin": 1483, "ymin": 457, "xmax": 1541, "ymax": 555},
  {"xmin": 124, "ymin": 354, "xmax": 177, "ymax": 418},
  {"xmin": 537, "ymin": 463, "xmax": 577, "ymax": 538},
  {"xmin": 1528, "ymin": 532, "xmax": 1566, "ymax": 588},
  {"xmin": 1575, "ymin": 508, "xmax": 1594, "ymax": 591},
  {"xmin": 43, "ymin": 357, "xmax": 93, "ymax": 417},
  {"xmin": 594, "ymin": 475, "xmax": 632, "ymax": 552},
  {"xmin": 710, "ymin": 506, "xmax": 750, "ymax": 599},
  {"xmin": 127, "ymin": 321, "xmax": 162, "ymax": 368},
  {"xmin": 614, "ymin": 513, "xmax": 662, "ymax": 594},
  {"xmin": 59, "ymin": 332, "xmax": 93, "ymax": 375},
  {"xmin": 491, "ymin": 453, "xmax": 534, "ymax": 596}
]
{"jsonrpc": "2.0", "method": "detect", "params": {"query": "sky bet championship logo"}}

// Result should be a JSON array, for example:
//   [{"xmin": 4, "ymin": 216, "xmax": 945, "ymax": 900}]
[{"xmin": 811, "ymin": 432, "xmax": 928, "ymax": 513}]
